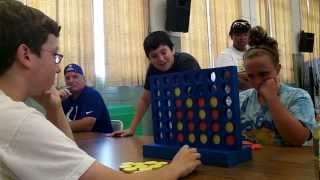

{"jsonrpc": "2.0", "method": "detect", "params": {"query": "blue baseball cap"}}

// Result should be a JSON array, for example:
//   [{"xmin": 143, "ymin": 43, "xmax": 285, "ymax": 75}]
[{"xmin": 64, "ymin": 64, "xmax": 84, "ymax": 75}]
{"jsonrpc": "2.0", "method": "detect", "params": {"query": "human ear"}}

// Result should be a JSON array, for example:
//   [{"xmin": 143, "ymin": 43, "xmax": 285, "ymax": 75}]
[
  {"xmin": 276, "ymin": 64, "xmax": 281, "ymax": 74},
  {"xmin": 16, "ymin": 44, "xmax": 33, "ymax": 69}
]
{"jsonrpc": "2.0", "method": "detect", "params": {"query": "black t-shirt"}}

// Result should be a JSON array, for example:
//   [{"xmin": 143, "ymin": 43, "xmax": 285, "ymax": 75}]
[{"xmin": 144, "ymin": 52, "xmax": 201, "ymax": 90}]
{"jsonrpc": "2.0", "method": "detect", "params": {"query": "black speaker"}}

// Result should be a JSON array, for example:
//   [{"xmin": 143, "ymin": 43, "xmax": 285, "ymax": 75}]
[
  {"xmin": 165, "ymin": 0, "xmax": 191, "ymax": 32},
  {"xmin": 299, "ymin": 31, "xmax": 314, "ymax": 52}
]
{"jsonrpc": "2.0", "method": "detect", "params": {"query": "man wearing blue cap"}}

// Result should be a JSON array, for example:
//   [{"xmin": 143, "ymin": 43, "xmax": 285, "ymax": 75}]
[{"xmin": 61, "ymin": 63, "xmax": 113, "ymax": 133}]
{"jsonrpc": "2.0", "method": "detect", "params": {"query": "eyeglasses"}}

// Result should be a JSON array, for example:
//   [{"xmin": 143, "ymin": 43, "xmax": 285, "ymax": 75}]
[
  {"xmin": 53, "ymin": 53, "xmax": 63, "ymax": 64},
  {"xmin": 41, "ymin": 49, "xmax": 63, "ymax": 64}
]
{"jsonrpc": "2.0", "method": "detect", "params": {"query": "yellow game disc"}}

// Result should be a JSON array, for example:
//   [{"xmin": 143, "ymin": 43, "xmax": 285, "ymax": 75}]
[
  {"xmin": 135, "ymin": 167, "xmax": 153, "ymax": 173},
  {"xmin": 212, "ymin": 134, "xmax": 221, "ymax": 144},
  {"xmin": 200, "ymin": 134, "xmax": 208, "ymax": 144},
  {"xmin": 225, "ymin": 122, "xmax": 234, "ymax": 133},
  {"xmin": 158, "ymin": 161, "xmax": 168, "ymax": 165},
  {"xmin": 177, "ymin": 122, "xmax": 183, "ymax": 131},
  {"xmin": 149, "ymin": 164, "xmax": 163, "ymax": 170},
  {"xmin": 133, "ymin": 162, "xmax": 145, "ymax": 166},
  {"xmin": 198, "ymin": 109, "xmax": 206, "ymax": 120},
  {"xmin": 121, "ymin": 162, "xmax": 134, "ymax": 166},
  {"xmin": 210, "ymin": 97, "xmax": 218, "ymax": 107},
  {"xmin": 122, "ymin": 166, "xmax": 138, "ymax": 173},
  {"xmin": 119, "ymin": 164, "xmax": 133, "ymax": 170},
  {"xmin": 188, "ymin": 133, "xmax": 196, "ymax": 143},
  {"xmin": 144, "ymin": 161, "xmax": 158, "ymax": 165},
  {"xmin": 186, "ymin": 98, "xmax": 193, "ymax": 108},
  {"xmin": 174, "ymin": 87, "xmax": 181, "ymax": 97},
  {"xmin": 136, "ymin": 165, "xmax": 149, "ymax": 170}
]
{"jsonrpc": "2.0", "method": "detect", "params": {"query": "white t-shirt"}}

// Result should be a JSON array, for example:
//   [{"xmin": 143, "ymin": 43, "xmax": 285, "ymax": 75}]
[
  {"xmin": 0, "ymin": 90, "xmax": 95, "ymax": 180},
  {"xmin": 214, "ymin": 46, "xmax": 246, "ymax": 72}
]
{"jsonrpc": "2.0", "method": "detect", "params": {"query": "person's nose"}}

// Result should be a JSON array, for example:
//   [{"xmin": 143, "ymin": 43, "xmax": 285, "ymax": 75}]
[
  {"xmin": 251, "ymin": 76, "xmax": 263, "ymax": 89},
  {"xmin": 157, "ymin": 54, "xmax": 166, "ymax": 63}
]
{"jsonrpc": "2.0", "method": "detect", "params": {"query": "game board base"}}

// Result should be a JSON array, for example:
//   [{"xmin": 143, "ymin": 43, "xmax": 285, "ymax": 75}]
[{"xmin": 143, "ymin": 144, "xmax": 252, "ymax": 167}]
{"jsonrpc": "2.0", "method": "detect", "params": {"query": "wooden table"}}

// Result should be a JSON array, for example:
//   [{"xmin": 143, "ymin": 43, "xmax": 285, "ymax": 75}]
[{"xmin": 75, "ymin": 132, "xmax": 317, "ymax": 180}]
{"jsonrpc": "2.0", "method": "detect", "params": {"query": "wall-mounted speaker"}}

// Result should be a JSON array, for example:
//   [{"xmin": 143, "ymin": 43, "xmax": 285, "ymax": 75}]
[
  {"xmin": 299, "ymin": 31, "xmax": 314, "ymax": 53},
  {"xmin": 165, "ymin": 0, "xmax": 191, "ymax": 32}
]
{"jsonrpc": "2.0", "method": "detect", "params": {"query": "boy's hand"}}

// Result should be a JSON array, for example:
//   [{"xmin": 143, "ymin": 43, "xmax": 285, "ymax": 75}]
[
  {"xmin": 32, "ymin": 87, "xmax": 62, "ymax": 111},
  {"xmin": 108, "ymin": 128, "xmax": 134, "ymax": 137},
  {"xmin": 169, "ymin": 145, "xmax": 201, "ymax": 178}
]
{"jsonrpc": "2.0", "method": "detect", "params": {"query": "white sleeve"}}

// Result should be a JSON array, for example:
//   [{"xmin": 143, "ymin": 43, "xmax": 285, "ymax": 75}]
[
  {"xmin": 214, "ymin": 53, "xmax": 235, "ymax": 68},
  {"xmin": 3, "ymin": 111, "xmax": 95, "ymax": 180}
]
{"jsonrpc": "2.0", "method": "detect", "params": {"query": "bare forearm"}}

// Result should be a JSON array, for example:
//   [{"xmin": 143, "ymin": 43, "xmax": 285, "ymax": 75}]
[
  {"xmin": 69, "ymin": 117, "xmax": 96, "ymax": 132},
  {"xmin": 130, "ymin": 90, "xmax": 151, "ymax": 132},
  {"xmin": 46, "ymin": 106, "xmax": 74, "ymax": 139},
  {"xmin": 267, "ymin": 98, "xmax": 309, "ymax": 145},
  {"xmin": 130, "ymin": 98, "xmax": 149, "ymax": 131}
]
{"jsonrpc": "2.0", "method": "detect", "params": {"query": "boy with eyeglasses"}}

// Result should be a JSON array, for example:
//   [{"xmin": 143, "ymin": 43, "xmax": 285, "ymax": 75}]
[
  {"xmin": 0, "ymin": 0, "xmax": 201, "ymax": 179},
  {"xmin": 215, "ymin": 19, "xmax": 252, "ymax": 90}
]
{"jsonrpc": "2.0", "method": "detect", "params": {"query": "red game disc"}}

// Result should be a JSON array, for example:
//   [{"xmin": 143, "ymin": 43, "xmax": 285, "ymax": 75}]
[
  {"xmin": 176, "ymin": 111, "xmax": 183, "ymax": 120},
  {"xmin": 188, "ymin": 122, "xmax": 195, "ymax": 132},
  {"xmin": 187, "ymin": 110, "xmax": 194, "ymax": 121},
  {"xmin": 226, "ymin": 135, "xmax": 235, "ymax": 145},
  {"xmin": 199, "ymin": 122, "xmax": 207, "ymax": 131},
  {"xmin": 175, "ymin": 99, "xmax": 182, "ymax": 108},
  {"xmin": 198, "ymin": 97, "xmax": 205, "ymax": 107},
  {"xmin": 211, "ymin": 122, "xmax": 220, "ymax": 132}
]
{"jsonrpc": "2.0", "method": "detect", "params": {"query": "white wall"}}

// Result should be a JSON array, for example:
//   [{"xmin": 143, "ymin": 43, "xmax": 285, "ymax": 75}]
[{"xmin": 149, "ymin": 0, "xmax": 167, "ymax": 32}]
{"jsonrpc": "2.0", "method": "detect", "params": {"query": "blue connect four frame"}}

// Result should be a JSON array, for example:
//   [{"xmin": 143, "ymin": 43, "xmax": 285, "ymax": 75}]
[{"xmin": 143, "ymin": 66, "xmax": 252, "ymax": 167}]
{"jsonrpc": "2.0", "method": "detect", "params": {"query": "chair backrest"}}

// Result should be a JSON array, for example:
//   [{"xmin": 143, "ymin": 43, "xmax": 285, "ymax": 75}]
[{"xmin": 111, "ymin": 119, "xmax": 124, "ymax": 131}]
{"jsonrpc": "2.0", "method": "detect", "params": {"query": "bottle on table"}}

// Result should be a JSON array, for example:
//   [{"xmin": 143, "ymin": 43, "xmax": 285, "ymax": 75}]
[{"xmin": 313, "ymin": 122, "xmax": 320, "ymax": 179}]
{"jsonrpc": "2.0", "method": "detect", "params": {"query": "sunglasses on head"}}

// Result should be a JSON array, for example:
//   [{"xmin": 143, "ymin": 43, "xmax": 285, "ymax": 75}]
[{"xmin": 232, "ymin": 21, "xmax": 250, "ymax": 28}]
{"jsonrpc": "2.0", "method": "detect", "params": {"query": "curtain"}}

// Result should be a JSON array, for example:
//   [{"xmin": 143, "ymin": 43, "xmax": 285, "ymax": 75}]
[
  {"xmin": 104, "ymin": 0, "xmax": 149, "ymax": 86},
  {"xmin": 210, "ymin": 0, "xmax": 241, "ymax": 62},
  {"xmin": 180, "ymin": 0, "xmax": 209, "ymax": 68},
  {"xmin": 255, "ymin": 0, "xmax": 269, "ymax": 32},
  {"xmin": 25, "ymin": 0, "xmax": 95, "ymax": 87},
  {"xmin": 300, "ymin": 0, "xmax": 320, "ymax": 62},
  {"xmin": 269, "ymin": 0, "xmax": 294, "ymax": 83}
]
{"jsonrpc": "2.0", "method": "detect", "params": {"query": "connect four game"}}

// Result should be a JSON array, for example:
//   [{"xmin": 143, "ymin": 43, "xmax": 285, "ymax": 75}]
[{"xmin": 143, "ymin": 66, "xmax": 252, "ymax": 167}]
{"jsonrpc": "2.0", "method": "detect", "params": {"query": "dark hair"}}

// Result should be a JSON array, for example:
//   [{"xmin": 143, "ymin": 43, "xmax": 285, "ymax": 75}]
[
  {"xmin": 229, "ymin": 19, "xmax": 251, "ymax": 36},
  {"xmin": 0, "ymin": 0, "xmax": 60, "ymax": 76},
  {"xmin": 143, "ymin": 31, "xmax": 174, "ymax": 58},
  {"xmin": 244, "ymin": 26, "xmax": 279, "ymax": 66}
]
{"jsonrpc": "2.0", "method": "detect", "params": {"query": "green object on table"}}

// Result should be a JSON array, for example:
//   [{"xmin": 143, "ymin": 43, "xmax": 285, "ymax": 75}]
[{"xmin": 108, "ymin": 105, "xmax": 142, "ymax": 136}]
